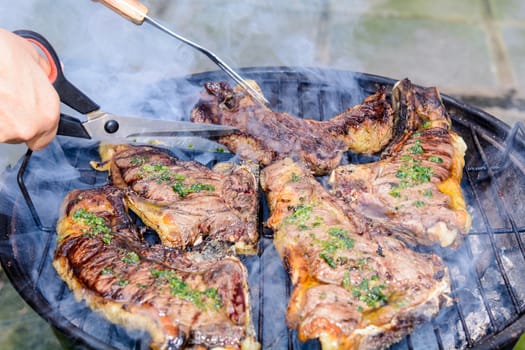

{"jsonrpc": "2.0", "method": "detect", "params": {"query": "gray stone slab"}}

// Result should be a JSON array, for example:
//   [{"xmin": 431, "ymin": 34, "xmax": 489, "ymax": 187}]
[
  {"xmin": 149, "ymin": 0, "xmax": 328, "ymax": 69},
  {"xmin": 500, "ymin": 25, "xmax": 525, "ymax": 92},
  {"xmin": 326, "ymin": 15, "xmax": 498, "ymax": 91},
  {"xmin": 330, "ymin": 0, "xmax": 485, "ymax": 21},
  {"xmin": 489, "ymin": 0, "xmax": 525, "ymax": 21}
]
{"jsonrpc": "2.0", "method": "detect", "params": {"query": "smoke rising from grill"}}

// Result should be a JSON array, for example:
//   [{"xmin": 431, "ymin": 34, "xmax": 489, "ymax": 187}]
[
  {"xmin": 0, "ymin": 0, "xmax": 366, "ymax": 172},
  {"xmin": 1, "ymin": 2, "xmax": 525, "ymax": 349},
  {"xmin": 0, "ymin": 1, "xmax": 364, "ymax": 119}
]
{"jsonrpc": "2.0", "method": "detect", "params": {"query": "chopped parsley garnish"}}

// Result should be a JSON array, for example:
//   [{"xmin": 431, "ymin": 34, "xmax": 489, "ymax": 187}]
[
  {"xmin": 320, "ymin": 252, "xmax": 336, "ymax": 268},
  {"xmin": 284, "ymin": 204, "xmax": 324, "ymax": 231},
  {"xmin": 172, "ymin": 182, "xmax": 215, "ymax": 198},
  {"xmin": 343, "ymin": 271, "xmax": 351, "ymax": 290},
  {"xmin": 349, "ymin": 275, "xmax": 388, "ymax": 308},
  {"xmin": 100, "ymin": 267, "xmax": 114, "ymax": 275},
  {"xmin": 139, "ymin": 163, "xmax": 186, "ymax": 184},
  {"xmin": 423, "ymin": 189, "xmax": 433, "ymax": 198},
  {"xmin": 121, "ymin": 251, "xmax": 140, "ymax": 264},
  {"xmin": 312, "ymin": 216, "xmax": 324, "ymax": 227},
  {"xmin": 413, "ymin": 200, "xmax": 425, "ymax": 208},
  {"xmin": 314, "ymin": 227, "xmax": 355, "ymax": 268},
  {"xmin": 289, "ymin": 172, "xmax": 301, "ymax": 183},
  {"xmin": 389, "ymin": 188, "xmax": 401, "ymax": 198},
  {"xmin": 101, "ymin": 233, "xmax": 114, "ymax": 245},
  {"xmin": 215, "ymin": 147, "xmax": 225, "ymax": 153},
  {"xmin": 327, "ymin": 227, "xmax": 355, "ymax": 249},
  {"xmin": 72, "ymin": 208, "xmax": 111, "ymax": 237},
  {"xmin": 396, "ymin": 164, "xmax": 433, "ymax": 184},
  {"xmin": 118, "ymin": 280, "xmax": 129, "ymax": 286},
  {"xmin": 422, "ymin": 121, "xmax": 432, "ymax": 129},
  {"xmin": 130, "ymin": 155, "xmax": 146, "ymax": 166},
  {"xmin": 284, "ymin": 204, "xmax": 313, "ymax": 226},
  {"xmin": 389, "ymin": 135, "xmax": 436, "ymax": 198},
  {"xmin": 389, "ymin": 163, "xmax": 433, "ymax": 199},
  {"xmin": 409, "ymin": 139, "xmax": 424, "ymax": 155},
  {"xmin": 150, "ymin": 269, "xmax": 222, "ymax": 309}
]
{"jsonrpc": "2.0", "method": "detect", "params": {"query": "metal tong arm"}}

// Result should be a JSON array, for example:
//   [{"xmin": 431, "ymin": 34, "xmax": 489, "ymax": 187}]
[{"xmin": 97, "ymin": 0, "xmax": 269, "ymax": 106}]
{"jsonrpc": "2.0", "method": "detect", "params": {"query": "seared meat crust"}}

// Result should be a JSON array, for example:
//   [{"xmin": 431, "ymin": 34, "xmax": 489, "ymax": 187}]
[
  {"xmin": 93, "ymin": 144, "xmax": 259, "ymax": 254},
  {"xmin": 329, "ymin": 79, "xmax": 471, "ymax": 247},
  {"xmin": 261, "ymin": 158, "xmax": 451, "ymax": 350},
  {"xmin": 54, "ymin": 186, "xmax": 259, "ymax": 350},
  {"xmin": 190, "ymin": 80, "xmax": 394, "ymax": 175}
]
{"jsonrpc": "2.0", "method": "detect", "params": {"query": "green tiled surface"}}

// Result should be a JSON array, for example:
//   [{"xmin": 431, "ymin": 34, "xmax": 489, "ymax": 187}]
[
  {"xmin": 0, "ymin": 268, "xmax": 61, "ymax": 349},
  {"xmin": 489, "ymin": 0, "xmax": 525, "ymax": 21},
  {"xmin": 336, "ymin": 0, "xmax": 485, "ymax": 20},
  {"xmin": 329, "ymin": 16, "xmax": 496, "ymax": 90},
  {"xmin": 501, "ymin": 25, "xmax": 525, "ymax": 92},
  {"xmin": 0, "ymin": 1, "xmax": 525, "ymax": 349}
]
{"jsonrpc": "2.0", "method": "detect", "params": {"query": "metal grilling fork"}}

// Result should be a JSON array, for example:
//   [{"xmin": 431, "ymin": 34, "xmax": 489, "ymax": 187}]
[{"xmin": 97, "ymin": 0, "xmax": 269, "ymax": 106}]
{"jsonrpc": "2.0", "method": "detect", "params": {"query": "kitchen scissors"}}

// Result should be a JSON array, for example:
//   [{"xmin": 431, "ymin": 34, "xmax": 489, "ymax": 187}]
[{"xmin": 15, "ymin": 30, "xmax": 238, "ymax": 143}]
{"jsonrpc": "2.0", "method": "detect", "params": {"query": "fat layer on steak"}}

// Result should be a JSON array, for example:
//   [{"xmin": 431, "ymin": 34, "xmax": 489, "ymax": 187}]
[
  {"xmin": 92, "ymin": 144, "xmax": 259, "ymax": 254},
  {"xmin": 329, "ymin": 79, "xmax": 472, "ymax": 247},
  {"xmin": 54, "ymin": 185, "xmax": 259, "ymax": 350},
  {"xmin": 261, "ymin": 158, "xmax": 451, "ymax": 350},
  {"xmin": 190, "ymin": 80, "xmax": 394, "ymax": 175}
]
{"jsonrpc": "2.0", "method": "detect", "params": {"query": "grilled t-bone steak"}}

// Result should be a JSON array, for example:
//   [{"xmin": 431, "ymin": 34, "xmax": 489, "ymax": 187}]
[
  {"xmin": 260, "ymin": 158, "xmax": 451, "ymax": 350},
  {"xmin": 54, "ymin": 186, "xmax": 259, "ymax": 350},
  {"xmin": 190, "ymin": 80, "xmax": 394, "ymax": 175},
  {"xmin": 329, "ymin": 79, "xmax": 472, "ymax": 247},
  {"xmin": 92, "ymin": 144, "xmax": 259, "ymax": 254}
]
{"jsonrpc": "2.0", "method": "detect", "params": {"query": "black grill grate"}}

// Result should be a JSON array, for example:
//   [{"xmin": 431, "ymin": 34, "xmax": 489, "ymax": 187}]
[{"xmin": 1, "ymin": 68, "xmax": 525, "ymax": 349}]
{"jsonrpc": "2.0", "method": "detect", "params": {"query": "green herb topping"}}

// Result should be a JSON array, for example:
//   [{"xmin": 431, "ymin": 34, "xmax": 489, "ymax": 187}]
[
  {"xmin": 150, "ymin": 269, "xmax": 222, "ymax": 309},
  {"xmin": 413, "ymin": 200, "xmax": 426, "ymax": 208},
  {"xmin": 284, "ymin": 204, "xmax": 313, "ymax": 226},
  {"xmin": 428, "ymin": 156, "xmax": 443, "ymax": 163},
  {"xmin": 72, "ymin": 208, "xmax": 111, "ymax": 238},
  {"xmin": 422, "ymin": 121, "xmax": 432, "ymax": 129},
  {"xmin": 290, "ymin": 172, "xmax": 301, "ymax": 183},
  {"xmin": 314, "ymin": 227, "xmax": 355, "ymax": 268},
  {"xmin": 172, "ymin": 181, "xmax": 215, "ymax": 198},
  {"xmin": 389, "ymin": 159, "xmax": 434, "ymax": 199},
  {"xmin": 130, "ymin": 155, "xmax": 146, "ymax": 166},
  {"xmin": 409, "ymin": 139, "xmax": 424, "ymax": 155},
  {"xmin": 349, "ymin": 275, "xmax": 388, "ymax": 308},
  {"xmin": 396, "ymin": 164, "xmax": 433, "ymax": 184},
  {"xmin": 121, "ymin": 251, "xmax": 140, "ymax": 264},
  {"xmin": 423, "ymin": 189, "xmax": 433, "ymax": 197},
  {"xmin": 100, "ymin": 267, "xmax": 114, "ymax": 275},
  {"xmin": 101, "ymin": 233, "xmax": 114, "ymax": 245},
  {"xmin": 138, "ymin": 163, "xmax": 186, "ymax": 184}
]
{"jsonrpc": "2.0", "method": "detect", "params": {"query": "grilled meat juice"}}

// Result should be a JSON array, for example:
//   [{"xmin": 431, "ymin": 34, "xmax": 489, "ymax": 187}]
[
  {"xmin": 261, "ymin": 158, "xmax": 451, "ymax": 350},
  {"xmin": 92, "ymin": 144, "xmax": 259, "ymax": 254},
  {"xmin": 54, "ymin": 186, "xmax": 259, "ymax": 350},
  {"xmin": 190, "ymin": 80, "xmax": 394, "ymax": 175},
  {"xmin": 52, "ymin": 77, "xmax": 470, "ymax": 349},
  {"xmin": 330, "ymin": 79, "xmax": 471, "ymax": 247}
]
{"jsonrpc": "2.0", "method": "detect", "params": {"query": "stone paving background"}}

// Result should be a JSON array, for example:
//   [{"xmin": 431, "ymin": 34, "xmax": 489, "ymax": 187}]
[{"xmin": 0, "ymin": 0, "xmax": 524, "ymax": 349}]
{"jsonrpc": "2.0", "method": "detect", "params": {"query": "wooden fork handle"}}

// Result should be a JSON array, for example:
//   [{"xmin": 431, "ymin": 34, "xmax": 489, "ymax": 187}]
[{"xmin": 97, "ymin": 0, "xmax": 148, "ymax": 25}]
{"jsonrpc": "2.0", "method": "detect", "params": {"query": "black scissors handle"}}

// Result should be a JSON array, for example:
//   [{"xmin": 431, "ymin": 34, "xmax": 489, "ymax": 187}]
[{"xmin": 15, "ymin": 30, "xmax": 101, "ymax": 138}]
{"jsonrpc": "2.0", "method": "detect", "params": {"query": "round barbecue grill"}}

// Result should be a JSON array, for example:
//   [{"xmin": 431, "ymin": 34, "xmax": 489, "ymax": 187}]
[{"xmin": 1, "ymin": 67, "xmax": 525, "ymax": 350}]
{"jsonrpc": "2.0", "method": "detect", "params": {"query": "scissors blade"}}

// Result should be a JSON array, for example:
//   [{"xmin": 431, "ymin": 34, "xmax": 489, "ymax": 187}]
[{"xmin": 82, "ymin": 112, "xmax": 237, "ymax": 141}]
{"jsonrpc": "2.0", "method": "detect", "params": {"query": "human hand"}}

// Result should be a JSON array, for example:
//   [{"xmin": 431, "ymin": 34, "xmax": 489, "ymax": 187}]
[{"xmin": 0, "ymin": 28, "xmax": 60, "ymax": 150}]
